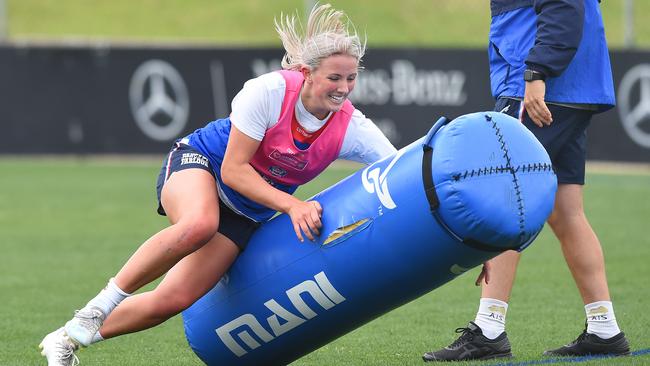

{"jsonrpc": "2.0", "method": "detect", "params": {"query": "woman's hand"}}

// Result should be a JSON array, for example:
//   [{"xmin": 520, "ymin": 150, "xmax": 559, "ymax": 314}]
[
  {"xmin": 287, "ymin": 200, "xmax": 323, "ymax": 242},
  {"xmin": 221, "ymin": 127, "xmax": 324, "ymax": 242}
]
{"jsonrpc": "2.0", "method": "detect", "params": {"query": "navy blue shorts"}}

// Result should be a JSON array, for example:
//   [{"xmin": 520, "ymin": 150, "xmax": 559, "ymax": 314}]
[
  {"xmin": 155, "ymin": 142, "xmax": 260, "ymax": 251},
  {"xmin": 495, "ymin": 98, "xmax": 593, "ymax": 185}
]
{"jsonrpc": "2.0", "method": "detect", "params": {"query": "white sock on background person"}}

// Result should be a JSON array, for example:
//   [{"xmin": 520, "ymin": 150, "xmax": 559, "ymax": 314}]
[
  {"xmin": 585, "ymin": 301, "xmax": 621, "ymax": 339},
  {"xmin": 85, "ymin": 277, "xmax": 131, "ymax": 316},
  {"xmin": 474, "ymin": 298, "xmax": 508, "ymax": 340}
]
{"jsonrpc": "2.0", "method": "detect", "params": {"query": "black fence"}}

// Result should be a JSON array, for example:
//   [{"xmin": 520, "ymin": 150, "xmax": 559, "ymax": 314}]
[{"xmin": 1, "ymin": 44, "xmax": 648, "ymax": 162}]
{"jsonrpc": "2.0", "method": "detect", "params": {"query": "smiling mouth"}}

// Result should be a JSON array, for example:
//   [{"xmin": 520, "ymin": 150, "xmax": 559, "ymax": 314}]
[{"xmin": 329, "ymin": 95, "xmax": 345, "ymax": 104}]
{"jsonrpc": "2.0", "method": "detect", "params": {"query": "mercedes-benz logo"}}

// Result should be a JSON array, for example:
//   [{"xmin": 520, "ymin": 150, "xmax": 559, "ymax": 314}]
[
  {"xmin": 618, "ymin": 64, "xmax": 650, "ymax": 148},
  {"xmin": 129, "ymin": 59, "xmax": 190, "ymax": 141}
]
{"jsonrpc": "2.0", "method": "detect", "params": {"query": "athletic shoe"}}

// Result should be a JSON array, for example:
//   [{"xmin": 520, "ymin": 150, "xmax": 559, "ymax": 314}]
[
  {"xmin": 422, "ymin": 321, "xmax": 512, "ymax": 362},
  {"xmin": 543, "ymin": 329, "xmax": 630, "ymax": 357},
  {"xmin": 39, "ymin": 327, "xmax": 80, "ymax": 366},
  {"xmin": 64, "ymin": 306, "xmax": 106, "ymax": 347}
]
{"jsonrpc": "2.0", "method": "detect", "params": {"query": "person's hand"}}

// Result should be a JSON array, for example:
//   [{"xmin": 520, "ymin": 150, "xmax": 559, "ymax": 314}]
[
  {"xmin": 474, "ymin": 260, "xmax": 491, "ymax": 286},
  {"xmin": 287, "ymin": 200, "xmax": 323, "ymax": 242},
  {"xmin": 523, "ymin": 80, "xmax": 552, "ymax": 127}
]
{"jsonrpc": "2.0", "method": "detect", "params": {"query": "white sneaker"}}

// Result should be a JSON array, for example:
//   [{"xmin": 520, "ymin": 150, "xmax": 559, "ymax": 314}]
[
  {"xmin": 64, "ymin": 306, "xmax": 106, "ymax": 347},
  {"xmin": 39, "ymin": 327, "xmax": 80, "ymax": 366}
]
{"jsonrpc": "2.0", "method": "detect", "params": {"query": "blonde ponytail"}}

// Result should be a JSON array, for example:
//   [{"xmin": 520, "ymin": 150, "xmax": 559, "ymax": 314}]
[{"xmin": 275, "ymin": 3, "xmax": 366, "ymax": 71}]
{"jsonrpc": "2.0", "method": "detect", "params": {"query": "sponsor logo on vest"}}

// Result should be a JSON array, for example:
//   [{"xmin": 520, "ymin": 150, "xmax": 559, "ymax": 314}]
[
  {"xmin": 295, "ymin": 124, "xmax": 314, "ymax": 139},
  {"xmin": 362, "ymin": 149, "xmax": 406, "ymax": 209},
  {"xmin": 129, "ymin": 59, "xmax": 189, "ymax": 141},
  {"xmin": 268, "ymin": 165, "xmax": 288, "ymax": 178},
  {"xmin": 180, "ymin": 153, "xmax": 209, "ymax": 167},
  {"xmin": 215, "ymin": 271, "xmax": 345, "ymax": 357},
  {"xmin": 269, "ymin": 149, "xmax": 307, "ymax": 170}
]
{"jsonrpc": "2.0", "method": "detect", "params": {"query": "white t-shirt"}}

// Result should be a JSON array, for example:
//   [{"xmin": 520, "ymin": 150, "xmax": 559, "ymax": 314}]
[{"xmin": 229, "ymin": 72, "xmax": 397, "ymax": 165}]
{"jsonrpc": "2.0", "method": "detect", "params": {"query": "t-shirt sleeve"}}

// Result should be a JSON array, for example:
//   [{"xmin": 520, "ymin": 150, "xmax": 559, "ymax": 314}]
[
  {"xmin": 339, "ymin": 109, "xmax": 397, "ymax": 164},
  {"xmin": 229, "ymin": 73, "xmax": 285, "ymax": 141}
]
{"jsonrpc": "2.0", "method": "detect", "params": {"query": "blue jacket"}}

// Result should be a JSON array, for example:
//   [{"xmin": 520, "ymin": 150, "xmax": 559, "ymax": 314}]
[{"xmin": 489, "ymin": 0, "xmax": 615, "ymax": 111}]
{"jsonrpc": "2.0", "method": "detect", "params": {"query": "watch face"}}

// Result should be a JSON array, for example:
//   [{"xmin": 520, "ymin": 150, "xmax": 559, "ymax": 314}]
[
  {"xmin": 524, "ymin": 70, "xmax": 544, "ymax": 81},
  {"xmin": 524, "ymin": 70, "xmax": 534, "ymax": 81}
]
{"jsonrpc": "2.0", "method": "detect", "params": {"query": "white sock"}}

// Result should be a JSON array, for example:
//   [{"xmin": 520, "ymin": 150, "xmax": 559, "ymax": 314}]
[
  {"xmin": 585, "ymin": 301, "xmax": 621, "ymax": 339},
  {"xmin": 90, "ymin": 330, "xmax": 105, "ymax": 345},
  {"xmin": 85, "ymin": 278, "xmax": 131, "ymax": 316},
  {"xmin": 474, "ymin": 298, "xmax": 508, "ymax": 340}
]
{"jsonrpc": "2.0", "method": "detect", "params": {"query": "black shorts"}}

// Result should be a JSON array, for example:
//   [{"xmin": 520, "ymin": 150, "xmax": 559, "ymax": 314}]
[
  {"xmin": 155, "ymin": 141, "xmax": 260, "ymax": 250},
  {"xmin": 495, "ymin": 98, "xmax": 593, "ymax": 185}
]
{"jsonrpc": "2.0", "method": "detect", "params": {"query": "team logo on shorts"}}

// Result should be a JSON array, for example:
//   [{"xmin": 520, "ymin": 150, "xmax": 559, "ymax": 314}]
[{"xmin": 180, "ymin": 153, "xmax": 209, "ymax": 167}]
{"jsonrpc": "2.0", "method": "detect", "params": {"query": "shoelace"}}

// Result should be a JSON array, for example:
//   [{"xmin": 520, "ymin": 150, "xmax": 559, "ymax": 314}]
[
  {"xmin": 448, "ymin": 327, "xmax": 477, "ymax": 348},
  {"xmin": 568, "ymin": 329, "xmax": 589, "ymax": 346},
  {"xmin": 73, "ymin": 307, "xmax": 105, "ymax": 332},
  {"xmin": 56, "ymin": 335, "xmax": 80, "ymax": 366}
]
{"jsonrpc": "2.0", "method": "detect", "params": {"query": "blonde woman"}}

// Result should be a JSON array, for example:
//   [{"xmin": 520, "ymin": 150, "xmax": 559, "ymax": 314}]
[{"xmin": 40, "ymin": 4, "xmax": 396, "ymax": 365}]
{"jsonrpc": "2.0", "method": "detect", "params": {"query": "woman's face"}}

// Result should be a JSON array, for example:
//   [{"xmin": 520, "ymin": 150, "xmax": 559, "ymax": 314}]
[{"xmin": 301, "ymin": 54, "xmax": 359, "ymax": 119}]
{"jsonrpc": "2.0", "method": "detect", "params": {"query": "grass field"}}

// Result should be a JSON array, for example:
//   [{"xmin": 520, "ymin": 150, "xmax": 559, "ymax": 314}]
[
  {"xmin": 2, "ymin": 2, "xmax": 649, "ymax": 365},
  {"xmin": 1, "ymin": 158, "xmax": 649, "ymax": 366},
  {"xmin": 6, "ymin": 0, "xmax": 650, "ymax": 48}
]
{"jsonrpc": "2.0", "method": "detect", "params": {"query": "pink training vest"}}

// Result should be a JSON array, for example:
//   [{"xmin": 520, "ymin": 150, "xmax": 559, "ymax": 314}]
[{"xmin": 249, "ymin": 70, "xmax": 354, "ymax": 186}]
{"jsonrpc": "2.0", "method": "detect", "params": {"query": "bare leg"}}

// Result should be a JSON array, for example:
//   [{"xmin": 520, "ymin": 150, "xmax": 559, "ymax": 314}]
[
  {"xmin": 547, "ymin": 184, "xmax": 610, "ymax": 303},
  {"xmin": 481, "ymin": 250, "xmax": 521, "ymax": 302},
  {"xmin": 541, "ymin": 185, "xmax": 626, "ymax": 352},
  {"xmin": 482, "ymin": 184, "xmax": 610, "ymax": 304},
  {"xmin": 41, "ymin": 169, "xmax": 232, "ymax": 361},
  {"xmin": 99, "ymin": 232, "xmax": 240, "ymax": 338},
  {"xmin": 114, "ymin": 169, "xmax": 219, "ymax": 293}
]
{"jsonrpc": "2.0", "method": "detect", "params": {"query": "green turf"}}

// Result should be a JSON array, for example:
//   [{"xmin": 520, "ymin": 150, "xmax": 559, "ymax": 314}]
[
  {"xmin": 6, "ymin": 0, "xmax": 650, "ymax": 48},
  {"xmin": 2, "ymin": 1, "xmax": 648, "ymax": 365},
  {"xmin": 1, "ymin": 158, "xmax": 648, "ymax": 365}
]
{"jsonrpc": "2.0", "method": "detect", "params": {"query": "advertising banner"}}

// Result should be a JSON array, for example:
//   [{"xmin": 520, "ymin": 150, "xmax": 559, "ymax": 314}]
[{"xmin": 0, "ymin": 44, "xmax": 648, "ymax": 162}]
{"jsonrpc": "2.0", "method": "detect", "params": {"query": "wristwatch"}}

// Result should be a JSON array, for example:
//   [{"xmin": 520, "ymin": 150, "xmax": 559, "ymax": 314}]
[{"xmin": 524, "ymin": 69, "xmax": 546, "ymax": 82}]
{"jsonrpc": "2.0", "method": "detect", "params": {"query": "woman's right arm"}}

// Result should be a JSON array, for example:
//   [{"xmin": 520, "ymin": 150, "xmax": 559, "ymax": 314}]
[{"xmin": 220, "ymin": 123, "xmax": 322, "ymax": 242}]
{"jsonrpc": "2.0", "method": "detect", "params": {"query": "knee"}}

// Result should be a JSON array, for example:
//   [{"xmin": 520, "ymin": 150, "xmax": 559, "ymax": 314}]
[
  {"xmin": 547, "ymin": 209, "xmax": 571, "ymax": 237},
  {"xmin": 547, "ymin": 207, "xmax": 593, "ymax": 245},
  {"xmin": 547, "ymin": 206, "xmax": 585, "ymax": 230},
  {"xmin": 547, "ymin": 209, "xmax": 561, "ymax": 229},
  {"xmin": 172, "ymin": 217, "xmax": 218, "ymax": 254},
  {"xmin": 547, "ymin": 187, "xmax": 587, "ymax": 231}
]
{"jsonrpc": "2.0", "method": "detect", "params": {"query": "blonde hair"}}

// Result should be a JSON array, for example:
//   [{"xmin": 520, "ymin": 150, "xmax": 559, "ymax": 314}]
[{"xmin": 275, "ymin": 3, "xmax": 366, "ymax": 71}]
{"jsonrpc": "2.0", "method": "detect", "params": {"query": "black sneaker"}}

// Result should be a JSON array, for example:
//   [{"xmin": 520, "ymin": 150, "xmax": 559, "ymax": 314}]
[
  {"xmin": 543, "ymin": 329, "xmax": 630, "ymax": 357},
  {"xmin": 422, "ymin": 322, "xmax": 512, "ymax": 362}
]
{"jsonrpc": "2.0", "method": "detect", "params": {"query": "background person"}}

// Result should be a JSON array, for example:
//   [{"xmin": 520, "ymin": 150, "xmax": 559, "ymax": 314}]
[
  {"xmin": 39, "ymin": 4, "xmax": 396, "ymax": 366},
  {"xmin": 423, "ymin": 0, "xmax": 630, "ymax": 362}
]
